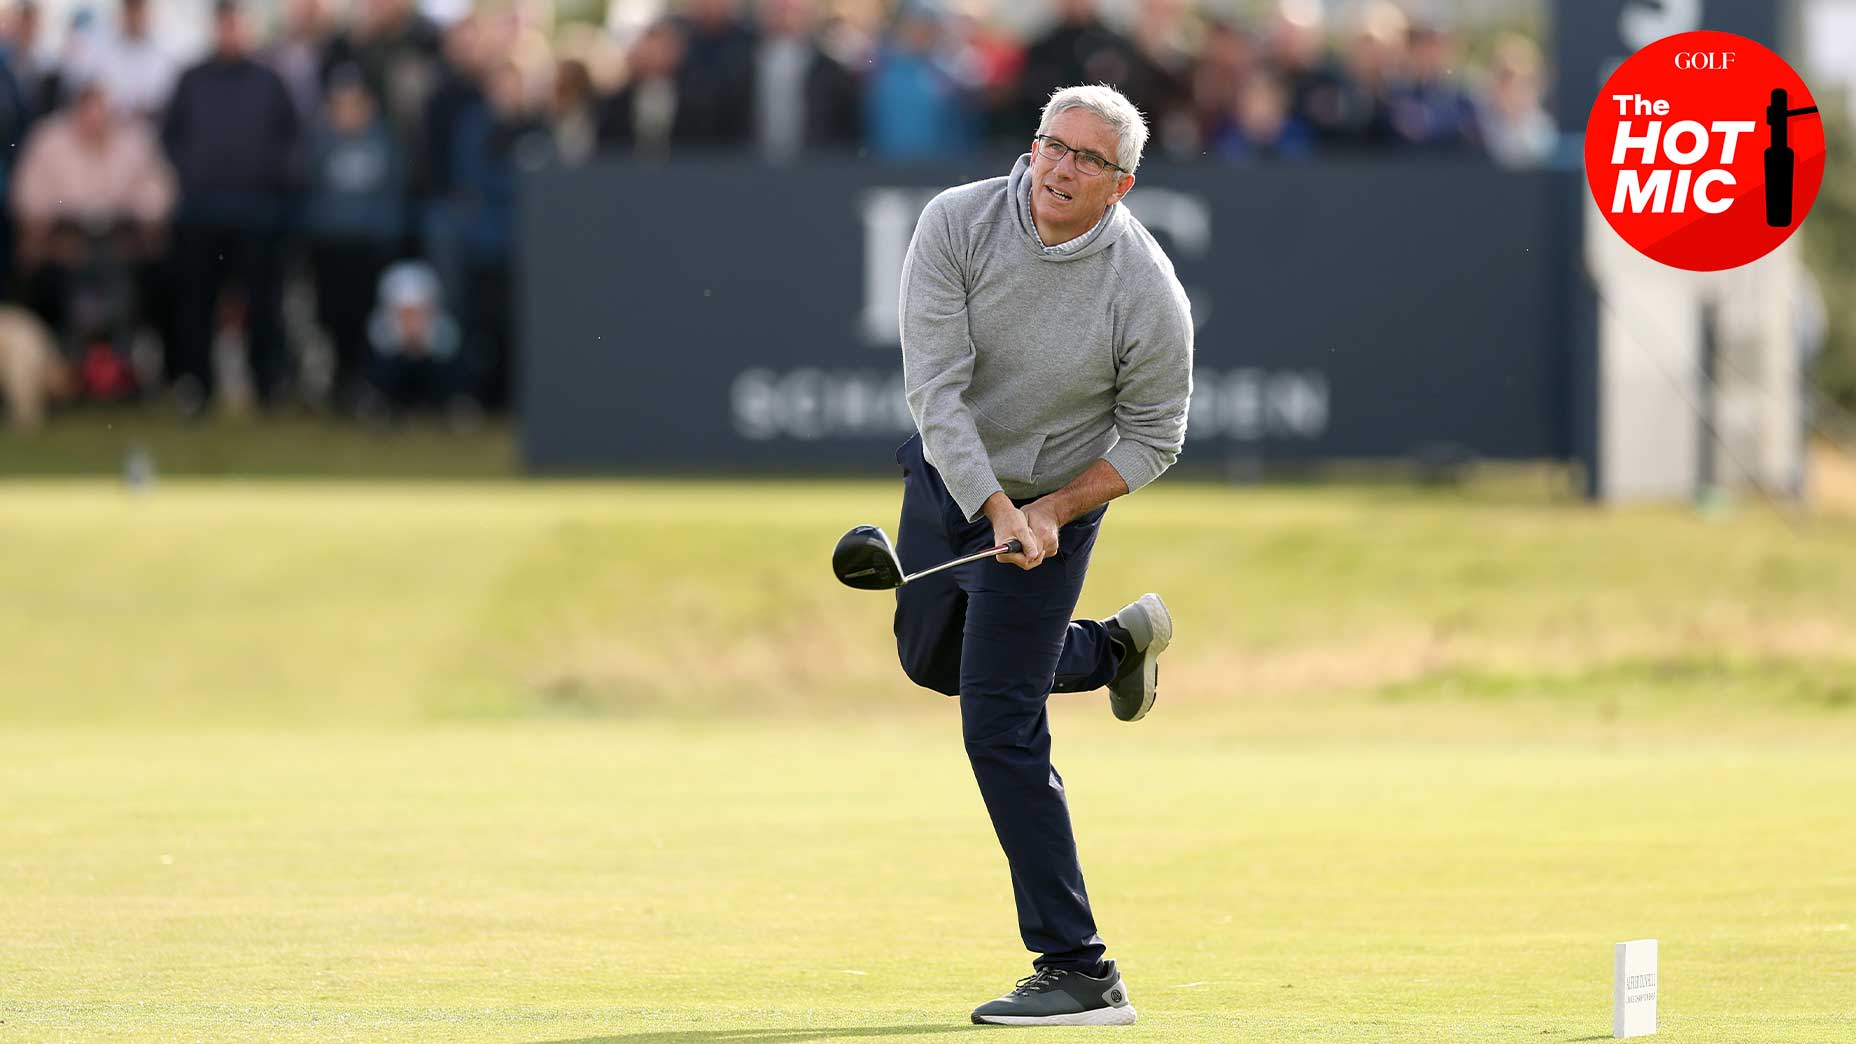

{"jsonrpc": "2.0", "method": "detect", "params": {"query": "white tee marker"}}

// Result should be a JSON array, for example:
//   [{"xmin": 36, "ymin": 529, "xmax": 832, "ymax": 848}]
[{"xmin": 1614, "ymin": 939, "xmax": 1658, "ymax": 1038}]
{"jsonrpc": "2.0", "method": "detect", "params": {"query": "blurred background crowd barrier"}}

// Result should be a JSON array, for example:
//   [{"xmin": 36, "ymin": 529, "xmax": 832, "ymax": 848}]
[{"xmin": 0, "ymin": 0, "xmax": 1850, "ymax": 502}]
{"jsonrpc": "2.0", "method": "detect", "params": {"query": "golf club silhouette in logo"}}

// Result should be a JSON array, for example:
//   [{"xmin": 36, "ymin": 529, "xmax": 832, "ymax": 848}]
[{"xmin": 1764, "ymin": 88, "xmax": 1819, "ymax": 227}]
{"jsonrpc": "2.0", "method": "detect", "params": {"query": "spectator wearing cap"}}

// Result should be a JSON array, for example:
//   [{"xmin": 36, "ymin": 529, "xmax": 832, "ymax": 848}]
[
  {"xmin": 366, "ymin": 259, "xmax": 461, "ymax": 417},
  {"xmin": 751, "ymin": 0, "xmax": 861, "ymax": 162},
  {"xmin": 162, "ymin": 0, "xmax": 301, "ymax": 412},
  {"xmin": 304, "ymin": 68, "xmax": 404, "ymax": 409},
  {"xmin": 66, "ymin": 0, "xmax": 177, "ymax": 123}
]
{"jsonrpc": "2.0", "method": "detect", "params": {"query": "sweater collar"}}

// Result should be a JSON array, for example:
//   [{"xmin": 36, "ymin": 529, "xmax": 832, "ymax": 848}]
[{"xmin": 1008, "ymin": 152, "xmax": 1126, "ymax": 262}]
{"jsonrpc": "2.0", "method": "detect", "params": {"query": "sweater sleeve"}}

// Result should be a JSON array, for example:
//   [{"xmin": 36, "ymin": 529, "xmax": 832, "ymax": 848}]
[
  {"xmin": 1103, "ymin": 269, "xmax": 1194, "ymax": 493},
  {"xmin": 899, "ymin": 194, "xmax": 1002, "ymax": 522}
]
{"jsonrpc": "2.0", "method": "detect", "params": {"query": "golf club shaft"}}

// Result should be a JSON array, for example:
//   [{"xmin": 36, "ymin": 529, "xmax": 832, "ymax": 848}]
[{"xmin": 903, "ymin": 540, "xmax": 1022, "ymax": 584}]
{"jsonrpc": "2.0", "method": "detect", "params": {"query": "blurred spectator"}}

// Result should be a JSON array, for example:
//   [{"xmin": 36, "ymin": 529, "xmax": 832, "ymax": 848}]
[
  {"xmin": 598, "ymin": 20, "xmax": 692, "ymax": 156},
  {"xmin": 752, "ymin": 0, "xmax": 861, "ymax": 162},
  {"xmin": 12, "ymin": 81, "xmax": 174, "ymax": 364},
  {"xmin": 163, "ymin": 0, "xmax": 301, "ymax": 413},
  {"xmin": 551, "ymin": 57, "xmax": 598, "ymax": 165},
  {"xmin": 366, "ymin": 259, "xmax": 461, "ymax": 418},
  {"xmin": 1479, "ymin": 32, "xmax": 1556, "ymax": 168},
  {"xmin": 52, "ymin": 7, "xmax": 97, "ymax": 109},
  {"xmin": 1209, "ymin": 68, "xmax": 1312, "ymax": 162},
  {"xmin": 423, "ymin": 13, "xmax": 488, "ymax": 198},
  {"xmin": 1266, "ymin": 0, "xmax": 1354, "ymax": 147},
  {"xmin": 303, "ymin": 68, "xmax": 404, "ymax": 409},
  {"xmin": 3, "ymin": 1, "xmax": 55, "ymax": 122},
  {"xmin": 0, "ymin": 9, "xmax": 28, "ymax": 302},
  {"xmin": 430, "ymin": 60, "xmax": 550, "ymax": 408},
  {"xmin": 947, "ymin": 0, "xmax": 1022, "ymax": 142},
  {"xmin": 325, "ymin": 0, "xmax": 443, "ymax": 113},
  {"xmin": 1015, "ymin": 0, "xmax": 1138, "ymax": 133},
  {"xmin": 0, "ymin": 0, "xmax": 1567, "ymax": 430},
  {"xmin": 818, "ymin": 0, "xmax": 882, "ymax": 70},
  {"xmin": 324, "ymin": 0, "xmax": 442, "ymax": 190},
  {"xmin": 1188, "ymin": 19, "xmax": 1252, "ymax": 155},
  {"xmin": 1316, "ymin": 0, "xmax": 1404, "ymax": 149},
  {"xmin": 0, "ymin": 303, "xmax": 68, "ymax": 430},
  {"xmin": 1124, "ymin": 0, "xmax": 1196, "ymax": 157},
  {"xmin": 1388, "ymin": 23, "xmax": 1478, "ymax": 151},
  {"xmin": 865, "ymin": 5, "xmax": 980, "ymax": 161},
  {"xmin": 67, "ymin": 0, "xmax": 178, "ymax": 123},
  {"xmin": 267, "ymin": 0, "xmax": 338, "ymax": 124},
  {"xmin": 674, "ymin": 0, "xmax": 755, "ymax": 148}
]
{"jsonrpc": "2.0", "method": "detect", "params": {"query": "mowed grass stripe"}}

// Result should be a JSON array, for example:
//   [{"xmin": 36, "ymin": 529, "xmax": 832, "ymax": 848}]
[{"xmin": 1, "ymin": 723, "xmax": 1852, "ymax": 1042}]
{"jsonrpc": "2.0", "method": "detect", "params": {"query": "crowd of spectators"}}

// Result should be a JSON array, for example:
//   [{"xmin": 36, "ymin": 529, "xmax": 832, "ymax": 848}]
[{"xmin": 0, "ymin": 0, "xmax": 1558, "ymax": 432}]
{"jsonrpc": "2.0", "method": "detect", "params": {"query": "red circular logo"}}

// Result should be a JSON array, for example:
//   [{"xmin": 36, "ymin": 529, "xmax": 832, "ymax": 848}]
[{"xmin": 1584, "ymin": 31, "xmax": 1824, "ymax": 272}]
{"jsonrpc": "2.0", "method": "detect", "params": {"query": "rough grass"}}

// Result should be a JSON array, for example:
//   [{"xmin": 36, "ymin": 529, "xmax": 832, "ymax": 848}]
[{"xmin": 3, "ymin": 477, "xmax": 1854, "ymax": 730}]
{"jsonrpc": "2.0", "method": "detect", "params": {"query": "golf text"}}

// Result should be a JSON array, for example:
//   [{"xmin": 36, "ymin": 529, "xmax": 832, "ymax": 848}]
[{"xmin": 1608, "ymin": 94, "xmax": 1755, "ymax": 215}]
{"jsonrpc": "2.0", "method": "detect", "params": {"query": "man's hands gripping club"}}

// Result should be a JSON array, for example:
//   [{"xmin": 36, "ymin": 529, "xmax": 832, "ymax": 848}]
[
  {"xmin": 978, "ymin": 460, "xmax": 1132, "ymax": 570},
  {"xmin": 982, "ymin": 492, "xmax": 1063, "ymax": 570}
]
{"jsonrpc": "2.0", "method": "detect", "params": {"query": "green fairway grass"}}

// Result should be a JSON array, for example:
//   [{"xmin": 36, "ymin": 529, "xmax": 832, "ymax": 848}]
[{"xmin": 2, "ymin": 480, "xmax": 1853, "ymax": 1042}]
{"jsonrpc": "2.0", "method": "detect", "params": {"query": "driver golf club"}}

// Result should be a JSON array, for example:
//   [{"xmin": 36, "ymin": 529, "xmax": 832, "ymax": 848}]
[{"xmin": 832, "ymin": 525, "xmax": 1023, "ymax": 590}]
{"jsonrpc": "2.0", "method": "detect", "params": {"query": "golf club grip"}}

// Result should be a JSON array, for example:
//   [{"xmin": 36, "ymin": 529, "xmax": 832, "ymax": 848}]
[{"xmin": 1005, "ymin": 540, "xmax": 1023, "ymax": 554}]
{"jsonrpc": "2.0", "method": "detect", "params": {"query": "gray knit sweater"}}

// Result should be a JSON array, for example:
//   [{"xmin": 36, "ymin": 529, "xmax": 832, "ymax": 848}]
[{"xmin": 899, "ymin": 153, "xmax": 1194, "ymax": 522}]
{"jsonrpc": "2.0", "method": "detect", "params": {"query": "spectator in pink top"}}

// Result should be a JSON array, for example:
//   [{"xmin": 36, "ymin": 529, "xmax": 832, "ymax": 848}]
[{"xmin": 11, "ymin": 80, "xmax": 175, "ymax": 359}]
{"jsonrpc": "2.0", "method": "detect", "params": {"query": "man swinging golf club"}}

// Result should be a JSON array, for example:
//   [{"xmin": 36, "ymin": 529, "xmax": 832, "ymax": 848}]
[{"xmin": 893, "ymin": 84, "xmax": 1193, "ymax": 1026}]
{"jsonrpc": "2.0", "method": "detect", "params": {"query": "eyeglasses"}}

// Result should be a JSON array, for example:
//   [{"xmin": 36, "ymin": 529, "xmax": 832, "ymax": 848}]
[{"xmin": 1033, "ymin": 135, "xmax": 1125, "ymax": 177}]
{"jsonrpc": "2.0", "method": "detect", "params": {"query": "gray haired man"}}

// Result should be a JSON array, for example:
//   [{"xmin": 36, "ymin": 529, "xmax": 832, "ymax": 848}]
[{"xmin": 892, "ymin": 84, "xmax": 1194, "ymax": 1025}]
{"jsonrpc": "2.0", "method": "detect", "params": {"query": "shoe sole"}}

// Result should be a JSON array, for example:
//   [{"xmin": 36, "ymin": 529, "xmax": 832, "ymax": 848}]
[
  {"xmin": 1120, "ymin": 593, "xmax": 1172, "ymax": 723},
  {"xmin": 973, "ymin": 1005, "xmax": 1138, "ymax": 1026}
]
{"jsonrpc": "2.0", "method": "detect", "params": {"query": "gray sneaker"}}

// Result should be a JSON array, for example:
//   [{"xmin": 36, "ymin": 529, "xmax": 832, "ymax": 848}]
[
  {"xmin": 1105, "ymin": 593, "xmax": 1172, "ymax": 722},
  {"xmin": 969, "ymin": 961, "xmax": 1137, "ymax": 1026}
]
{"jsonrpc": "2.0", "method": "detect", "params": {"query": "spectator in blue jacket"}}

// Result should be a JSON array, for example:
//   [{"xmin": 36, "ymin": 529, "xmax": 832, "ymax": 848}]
[
  {"xmin": 865, "ymin": 6, "xmax": 980, "ymax": 161},
  {"xmin": 425, "ymin": 60, "xmax": 548, "ymax": 409},
  {"xmin": 303, "ymin": 66, "xmax": 404, "ymax": 409},
  {"xmin": 1388, "ymin": 23, "xmax": 1479, "ymax": 151},
  {"xmin": 1209, "ymin": 69, "xmax": 1313, "ymax": 162}
]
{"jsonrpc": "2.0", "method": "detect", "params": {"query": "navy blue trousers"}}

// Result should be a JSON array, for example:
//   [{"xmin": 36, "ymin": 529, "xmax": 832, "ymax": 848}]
[{"xmin": 891, "ymin": 433, "xmax": 1123, "ymax": 971}]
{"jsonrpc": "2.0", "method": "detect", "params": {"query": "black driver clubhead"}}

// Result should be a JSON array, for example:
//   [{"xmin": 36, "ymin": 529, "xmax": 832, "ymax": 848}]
[{"xmin": 832, "ymin": 525, "xmax": 907, "ymax": 589}]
